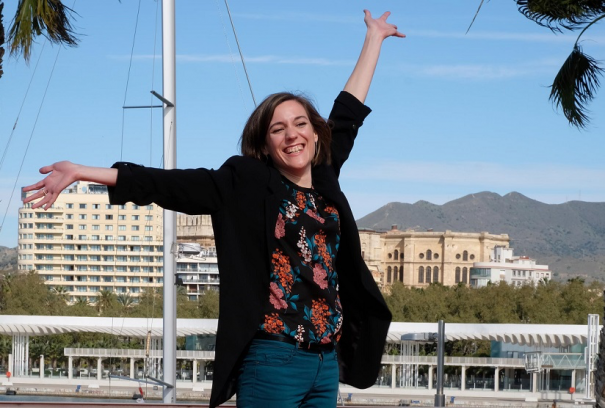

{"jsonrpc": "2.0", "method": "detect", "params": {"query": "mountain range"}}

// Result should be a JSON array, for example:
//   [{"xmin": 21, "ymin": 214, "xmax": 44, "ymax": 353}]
[{"xmin": 356, "ymin": 191, "xmax": 605, "ymax": 282}]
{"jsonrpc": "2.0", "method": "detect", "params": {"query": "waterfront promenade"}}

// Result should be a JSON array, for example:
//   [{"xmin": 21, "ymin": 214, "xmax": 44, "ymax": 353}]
[{"xmin": 0, "ymin": 375, "xmax": 592, "ymax": 407}]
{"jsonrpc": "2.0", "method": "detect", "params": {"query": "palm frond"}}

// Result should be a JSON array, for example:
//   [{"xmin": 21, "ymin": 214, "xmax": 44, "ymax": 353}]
[
  {"xmin": 7, "ymin": 0, "xmax": 78, "ymax": 62},
  {"xmin": 549, "ymin": 44, "xmax": 604, "ymax": 128},
  {"xmin": 0, "ymin": 2, "xmax": 5, "ymax": 79},
  {"xmin": 516, "ymin": 0, "xmax": 605, "ymax": 31}
]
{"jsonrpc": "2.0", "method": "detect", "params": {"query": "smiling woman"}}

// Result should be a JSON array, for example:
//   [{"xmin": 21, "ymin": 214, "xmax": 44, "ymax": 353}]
[{"xmin": 21, "ymin": 9, "xmax": 405, "ymax": 408}]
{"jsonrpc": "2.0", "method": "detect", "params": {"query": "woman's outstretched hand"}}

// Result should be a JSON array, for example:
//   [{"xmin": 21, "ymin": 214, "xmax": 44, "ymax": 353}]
[
  {"xmin": 364, "ymin": 10, "xmax": 405, "ymax": 40},
  {"xmin": 22, "ymin": 161, "xmax": 81, "ymax": 210}
]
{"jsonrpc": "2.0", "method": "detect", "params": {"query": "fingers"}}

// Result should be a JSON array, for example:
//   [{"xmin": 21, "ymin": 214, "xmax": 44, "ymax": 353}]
[
  {"xmin": 39, "ymin": 165, "xmax": 54, "ymax": 175},
  {"xmin": 22, "ymin": 180, "xmax": 45, "ymax": 193},
  {"xmin": 379, "ymin": 11, "xmax": 391, "ymax": 20}
]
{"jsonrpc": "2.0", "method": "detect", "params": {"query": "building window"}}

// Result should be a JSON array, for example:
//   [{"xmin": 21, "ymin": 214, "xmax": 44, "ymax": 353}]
[
  {"xmin": 79, "ymin": 204, "xmax": 87, "ymax": 209},
  {"xmin": 106, "ymin": 215, "xmax": 113, "ymax": 220},
  {"xmin": 92, "ymin": 214, "xmax": 100, "ymax": 220},
  {"xmin": 92, "ymin": 225, "xmax": 100, "ymax": 230},
  {"xmin": 67, "ymin": 203, "xmax": 74, "ymax": 209},
  {"xmin": 418, "ymin": 266, "xmax": 424, "ymax": 283},
  {"xmin": 145, "ymin": 226, "xmax": 153, "ymax": 231},
  {"xmin": 118, "ymin": 225, "xmax": 126, "ymax": 231},
  {"xmin": 419, "ymin": 253, "xmax": 424, "ymax": 259},
  {"xmin": 78, "ymin": 214, "xmax": 87, "ymax": 220},
  {"xmin": 455, "ymin": 267, "xmax": 461, "ymax": 283},
  {"xmin": 66, "ymin": 224, "xmax": 74, "ymax": 230},
  {"xmin": 132, "ymin": 204, "xmax": 139, "ymax": 210},
  {"xmin": 426, "ymin": 266, "xmax": 432, "ymax": 283},
  {"xmin": 463, "ymin": 251, "xmax": 468, "ymax": 261},
  {"xmin": 131, "ymin": 226, "xmax": 139, "ymax": 231},
  {"xmin": 132, "ymin": 215, "xmax": 139, "ymax": 221},
  {"xmin": 78, "ymin": 225, "xmax": 86, "ymax": 230},
  {"xmin": 105, "ymin": 225, "xmax": 113, "ymax": 231},
  {"xmin": 106, "ymin": 204, "xmax": 113, "ymax": 210},
  {"xmin": 66, "ymin": 214, "xmax": 73, "ymax": 219},
  {"xmin": 427, "ymin": 250, "xmax": 432, "ymax": 261},
  {"xmin": 462, "ymin": 267, "xmax": 468, "ymax": 284},
  {"xmin": 433, "ymin": 266, "xmax": 439, "ymax": 283},
  {"xmin": 146, "ymin": 205, "xmax": 153, "ymax": 210},
  {"xmin": 105, "ymin": 235, "xmax": 114, "ymax": 241},
  {"xmin": 394, "ymin": 250, "xmax": 399, "ymax": 261},
  {"xmin": 456, "ymin": 254, "xmax": 461, "ymax": 260},
  {"xmin": 118, "ymin": 215, "xmax": 126, "ymax": 220},
  {"xmin": 93, "ymin": 204, "xmax": 100, "ymax": 209},
  {"xmin": 434, "ymin": 253, "xmax": 439, "ymax": 259},
  {"xmin": 387, "ymin": 266, "xmax": 392, "ymax": 283},
  {"xmin": 145, "ymin": 215, "xmax": 153, "ymax": 221}
]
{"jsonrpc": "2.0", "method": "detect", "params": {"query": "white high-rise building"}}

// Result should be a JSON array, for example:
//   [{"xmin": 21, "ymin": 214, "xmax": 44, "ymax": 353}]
[
  {"xmin": 470, "ymin": 246, "xmax": 552, "ymax": 288},
  {"xmin": 18, "ymin": 181, "xmax": 165, "ymax": 304}
]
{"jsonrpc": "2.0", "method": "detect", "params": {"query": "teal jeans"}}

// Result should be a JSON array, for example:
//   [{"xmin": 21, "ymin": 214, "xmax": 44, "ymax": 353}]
[{"xmin": 236, "ymin": 339, "xmax": 339, "ymax": 407}]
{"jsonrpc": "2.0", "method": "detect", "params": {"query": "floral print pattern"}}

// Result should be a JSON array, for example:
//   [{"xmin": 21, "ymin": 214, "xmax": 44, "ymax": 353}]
[{"xmin": 260, "ymin": 177, "xmax": 342, "ymax": 345}]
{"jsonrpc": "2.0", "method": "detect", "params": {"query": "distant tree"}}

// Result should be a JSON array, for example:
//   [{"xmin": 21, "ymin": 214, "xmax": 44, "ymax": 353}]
[
  {"xmin": 69, "ymin": 297, "xmax": 96, "ymax": 317},
  {"xmin": 197, "ymin": 289, "xmax": 220, "ymax": 319},
  {"xmin": 130, "ymin": 288, "xmax": 163, "ymax": 318},
  {"xmin": 0, "ymin": 271, "xmax": 60, "ymax": 315},
  {"xmin": 96, "ymin": 289, "xmax": 118, "ymax": 316},
  {"xmin": 116, "ymin": 293, "xmax": 135, "ymax": 309},
  {"xmin": 470, "ymin": 0, "xmax": 605, "ymax": 128}
]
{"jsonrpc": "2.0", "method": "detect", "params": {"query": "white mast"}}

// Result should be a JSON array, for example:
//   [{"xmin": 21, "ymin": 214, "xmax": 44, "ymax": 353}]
[{"xmin": 161, "ymin": 0, "xmax": 177, "ymax": 403}]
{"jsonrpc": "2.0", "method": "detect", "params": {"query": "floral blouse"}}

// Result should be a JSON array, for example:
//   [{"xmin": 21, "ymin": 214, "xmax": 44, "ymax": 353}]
[{"xmin": 259, "ymin": 177, "xmax": 343, "ymax": 345}]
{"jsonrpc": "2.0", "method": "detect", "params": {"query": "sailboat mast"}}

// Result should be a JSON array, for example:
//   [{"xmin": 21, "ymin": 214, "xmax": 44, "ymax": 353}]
[{"xmin": 161, "ymin": 0, "xmax": 177, "ymax": 404}]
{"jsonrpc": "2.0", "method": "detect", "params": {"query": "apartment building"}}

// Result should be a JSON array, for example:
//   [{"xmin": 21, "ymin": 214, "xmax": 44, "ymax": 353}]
[
  {"xmin": 359, "ymin": 225, "xmax": 510, "ymax": 289},
  {"xmin": 470, "ymin": 246, "xmax": 552, "ymax": 287},
  {"xmin": 18, "ymin": 181, "xmax": 165, "ymax": 304},
  {"xmin": 176, "ymin": 243, "xmax": 219, "ymax": 301}
]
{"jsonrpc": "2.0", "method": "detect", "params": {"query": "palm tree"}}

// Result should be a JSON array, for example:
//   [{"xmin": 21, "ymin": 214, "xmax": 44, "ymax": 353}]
[
  {"xmin": 116, "ymin": 293, "xmax": 134, "ymax": 308},
  {"xmin": 96, "ymin": 289, "xmax": 117, "ymax": 315},
  {"xmin": 0, "ymin": 0, "xmax": 79, "ymax": 79},
  {"xmin": 470, "ymin": 0, "xmax": 605, "ymax": 128},
  {"xmin": 51, "ymin": 285, "xmax": 69, "ymax": 304}
]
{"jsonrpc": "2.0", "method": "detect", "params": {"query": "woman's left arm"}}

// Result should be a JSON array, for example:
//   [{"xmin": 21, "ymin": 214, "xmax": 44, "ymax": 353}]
[{"xmin": 343, "ymin": 10, "xmax": 405, "ymax": 104}]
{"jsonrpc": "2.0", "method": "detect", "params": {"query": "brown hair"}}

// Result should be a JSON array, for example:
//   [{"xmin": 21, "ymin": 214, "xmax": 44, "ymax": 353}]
[{"xmin": 240, "ymin": 92, "xmax": 331, "ymax": 165}]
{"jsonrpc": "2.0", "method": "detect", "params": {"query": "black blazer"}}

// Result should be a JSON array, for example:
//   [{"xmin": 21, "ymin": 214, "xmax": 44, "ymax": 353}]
[{"xmin": 109, "ymin": 91, "xmax": 392, "ymax": 407}]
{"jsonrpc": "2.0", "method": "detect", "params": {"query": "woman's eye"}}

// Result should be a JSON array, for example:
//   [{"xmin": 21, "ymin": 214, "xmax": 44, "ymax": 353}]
[
  {"xmin": 271, "ymin": 128, "xmax": 284, "ymax": 134},
  {"xmin": 296, "ymin": 122, "xmax": 307, "ymax": 127}
]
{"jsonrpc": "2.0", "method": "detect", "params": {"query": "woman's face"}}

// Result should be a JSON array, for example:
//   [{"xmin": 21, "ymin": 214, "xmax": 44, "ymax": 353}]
[{"xmin": 263, "ymin": 100, "xmax": 318, "ymax": 185}]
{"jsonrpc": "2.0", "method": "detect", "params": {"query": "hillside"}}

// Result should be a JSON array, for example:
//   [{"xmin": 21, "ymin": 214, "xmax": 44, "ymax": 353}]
[
  {"xmin": 0, "ymin": 246, "xmax": 18, "ymax": 271},
  {"xmin": 356, "ymin": 192, "xmax": 605, "ymax": 282}
]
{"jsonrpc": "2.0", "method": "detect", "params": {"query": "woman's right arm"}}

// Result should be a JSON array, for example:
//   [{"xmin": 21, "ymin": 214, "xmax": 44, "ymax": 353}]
[{"xmin": 22, "ymin": 161, "xmax": 117, "ymax": 210}]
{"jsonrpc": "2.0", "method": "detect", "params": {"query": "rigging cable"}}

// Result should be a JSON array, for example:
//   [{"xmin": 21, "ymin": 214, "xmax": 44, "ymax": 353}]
[
  {"xmin": 214, "ymin": 0, "xmax": 250, "ymax": 113},
  {"xmin": 223, "ymin": 0, "xmax": 257, "ymax": 107},
  {"xmin": 0, "ymin": 44, "xmax": 61, "ymax": 234},
  {"xmin": 0, "ymin": 42, "xmax": 47, "ymax": 176}
]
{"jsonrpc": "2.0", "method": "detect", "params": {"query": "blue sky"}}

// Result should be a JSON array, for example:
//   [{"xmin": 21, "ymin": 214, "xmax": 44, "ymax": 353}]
[{"xmin": 1, "ymin": 1, "xmax": 604, "ymax": 247}]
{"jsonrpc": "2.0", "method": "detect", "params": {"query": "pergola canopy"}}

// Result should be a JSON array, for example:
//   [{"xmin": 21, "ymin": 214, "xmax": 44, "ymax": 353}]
[{"xmin": 0, "ymin": 316, "xmax": 594, "ymax": 347}]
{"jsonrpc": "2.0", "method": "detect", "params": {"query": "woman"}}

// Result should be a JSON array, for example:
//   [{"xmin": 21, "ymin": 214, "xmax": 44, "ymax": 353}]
[{"xmin": 24, "ymin": 10, "xmax": 404, "ymax": 408}]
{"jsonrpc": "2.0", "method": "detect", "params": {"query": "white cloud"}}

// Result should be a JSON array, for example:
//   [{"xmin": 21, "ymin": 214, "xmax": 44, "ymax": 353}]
[
  {"xmin": 110, "ymin": 54, "xmax": 352, "ymax": 67},
  {"xmin": 408, "ymin": 29, "xmax": 605, "ymax": 45},
  {"xmin": 232, "ymin": 13, "xmax": 358, "ymax": 25},
  {"xmin": 343, "ymin": 160, "xmax": 605, "ymax": 191}
]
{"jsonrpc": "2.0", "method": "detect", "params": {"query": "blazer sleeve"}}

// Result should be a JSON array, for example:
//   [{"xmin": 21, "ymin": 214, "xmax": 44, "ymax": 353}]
[
  {"xmin": 328, "ymin": 91, "xmax": 372, "ymax": 177},
  {"xmin": 107, "ymin": 157, "xmax": 249, "ymax": 215}
]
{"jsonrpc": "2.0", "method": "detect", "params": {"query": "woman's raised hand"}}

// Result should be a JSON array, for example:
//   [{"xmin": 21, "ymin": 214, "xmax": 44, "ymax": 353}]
[
  {"xmin": 364, "ymin": 10, "xmax": 405, "ymax": 40},
  {"xmin": 22, "ymin": 161, "xmax": 81, "ymax": 210}
]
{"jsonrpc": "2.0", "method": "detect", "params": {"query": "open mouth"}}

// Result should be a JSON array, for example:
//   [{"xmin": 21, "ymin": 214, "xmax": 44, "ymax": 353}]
[{"xmin": 285, "ymin": 144, "xmax": 304, "ymax": 154}]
